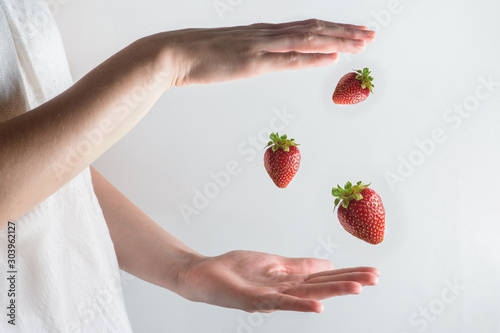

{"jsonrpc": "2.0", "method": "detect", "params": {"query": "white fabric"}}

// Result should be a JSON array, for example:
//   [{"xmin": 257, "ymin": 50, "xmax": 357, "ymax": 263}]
[{"xmin": 0, "ymin": 0, "xmax": 133, "ymax": 332}]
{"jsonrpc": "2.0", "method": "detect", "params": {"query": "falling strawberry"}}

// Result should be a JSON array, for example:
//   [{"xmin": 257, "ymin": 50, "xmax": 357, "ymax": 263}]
[
  {"xmin": 264, "ymin": 133, "xmax": 301, "ymax": 188},
  {"xmin": 332, "ymin": 68, "xmax": 374, "ymax": 105},
  {"xmin": 332, "ymin": 181, "xmax": 385, "ymax": 244}
]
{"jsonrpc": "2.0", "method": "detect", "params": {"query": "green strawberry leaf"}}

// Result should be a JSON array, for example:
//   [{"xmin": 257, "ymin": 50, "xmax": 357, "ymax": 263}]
[
  {"xmin": 353, "ymin": 68, "xmax": 374, "ymax": 94},
  {"xmin": 265, "ymin": 132, "xmax": 300, "ymax": 152},
  {"xmin": 333, "ymin": 198, "xmax": 341, "ymax": 212},
  {"xmin": 332, "ymin": 188, "xmax": 342, "ymax": 196},
  {"xmin": 331, "ymin": 181, "xmax": 372, "ymax": 210}
]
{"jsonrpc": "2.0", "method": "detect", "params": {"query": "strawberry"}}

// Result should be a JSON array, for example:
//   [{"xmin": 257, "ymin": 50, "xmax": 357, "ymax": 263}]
[
  {"xmin": 264, "ymin": 133, "xmax": 301, "ymax": 188},
  {"xmin": 332, "ymin": 181, "xmax": 385, "ymax": 244},
  {"xmin": 332, "ymin": 68, "xmax": 374, "ymax": 105}
]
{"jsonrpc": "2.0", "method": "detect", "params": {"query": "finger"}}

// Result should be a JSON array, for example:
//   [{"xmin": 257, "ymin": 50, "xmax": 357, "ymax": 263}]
[
  {"xmin": 256, "ymin": 52, "xmax": 338, "ymax": 74},
  {"xmin": 279, "ymin": 256, "xmax": 335, "ymax": 275},
  {"xmin": 249, "ymin": 19, "xmax": 368, "ymax": 32},
  {"xmin": 285, "ymin": 281, "xmax": 363, "ymax": 300},
  {"xmin": 305, "ymin": 272, "xmax": 379, "ymax": 286},
  {"xmin": 211, "ymin": 20, "xmax": 374, "ymax": 44},
  {"xmin": 266, "ymin": 24, "xmax": 376, "ymax": 42},
  {"xmin": 257, "ymin": 293, "xmax": 324, "ymax": 313},
  {"xmin": 307, "ymin": 266, "xmax": 380, "ymax": 280},
  {"xmin": 260, "ymin": 33, "xmax": 367, "ymax": 54}
]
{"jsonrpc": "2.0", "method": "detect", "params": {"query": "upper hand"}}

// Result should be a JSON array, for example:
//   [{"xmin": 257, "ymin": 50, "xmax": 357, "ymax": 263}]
[
  {"xmin": 147, "ymin": 19, "xmax": 375, "ymax": 88},
  {"xmin": 177, "ymin": 250, "xmax": 379, "ymax": 313}
]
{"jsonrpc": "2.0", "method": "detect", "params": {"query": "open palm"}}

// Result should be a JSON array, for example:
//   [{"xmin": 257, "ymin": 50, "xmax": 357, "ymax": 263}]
[{"xmin": 178, "ymin": 250, "xmax": 379, "ymax": 313}]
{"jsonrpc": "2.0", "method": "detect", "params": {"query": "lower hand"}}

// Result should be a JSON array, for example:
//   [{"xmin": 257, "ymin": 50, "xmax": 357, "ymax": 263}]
[{"xmin": 177, "ymin": 250, "xmax": 379, "ymax": 313}]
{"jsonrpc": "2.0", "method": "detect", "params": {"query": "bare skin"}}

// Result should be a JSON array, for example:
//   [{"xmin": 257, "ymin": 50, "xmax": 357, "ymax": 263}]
[{"xmin": 1, "ymin": 19, "xmax": 378, "ymax": 313}]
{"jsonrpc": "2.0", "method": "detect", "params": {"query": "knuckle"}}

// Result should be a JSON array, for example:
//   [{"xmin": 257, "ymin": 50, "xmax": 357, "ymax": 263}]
[
  {"xmin": 285, "ymin": 51, "xmax": 300, "ymax": 63},
  {"xmin": 339, "ymin": 26, "xmax": 349, "ymax": 35},
  {"xmin": 348, "ymin": 28, "xmax": 364, "ymax": 39},
  {"xmin": 237, "ymin": 42, "xmax": 256, "ymax": 56},
  {"xmin": 299, "ymin": 31, "xmax": 316, "ymax": 41},
  {"xmin": 307, "ymin": 18, "xmax": 325, "ymax": 31}
]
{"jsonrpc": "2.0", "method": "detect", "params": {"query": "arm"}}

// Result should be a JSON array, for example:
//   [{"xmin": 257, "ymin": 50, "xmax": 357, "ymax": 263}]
[
  {"xmin": 0, "ymin": 19, "xmax": 374, "ymax": 229},
  {"xmin": 89, "ymin": 165, "xmax": 202, "ymax": 293},
  {"xmin": 90, "ymin": 166, "xmax": 379, "ymax": 313},
  {"xmin": 0, "ymin": 38, "xmax": 168, "ymax": 228}
]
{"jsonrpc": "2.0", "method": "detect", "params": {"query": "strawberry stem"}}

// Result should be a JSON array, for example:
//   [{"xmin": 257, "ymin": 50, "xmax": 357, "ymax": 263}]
[
  {"xmin": 332, "ymin": 181, "xmax": 371, "ymax": 212},
  {"xmin": 354, "ymin": 68, "xmax": 374, "ymax": 94},
  {"xmin": 265, "ymin": 132, "xmax": 299, "ymax": 152}
]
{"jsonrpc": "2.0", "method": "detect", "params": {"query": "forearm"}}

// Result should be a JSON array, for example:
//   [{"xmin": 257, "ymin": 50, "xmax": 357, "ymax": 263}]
[
  {"xmin": 0, "ymin": 36, "xmax": 172, "ymax": 228},
  {"xmin": 89, "ymin": 166, "xmax": 203, "ymax": 293}
]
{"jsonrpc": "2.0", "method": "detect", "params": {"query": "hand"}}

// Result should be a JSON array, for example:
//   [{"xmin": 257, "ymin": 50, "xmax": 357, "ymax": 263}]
[
  {"xmin": 148, "ymin": 19, "xmax": 375, "ymax": 87},
  {"xmin": 177, "ymin": 250, "xmax": 379, "ymax": 313}
]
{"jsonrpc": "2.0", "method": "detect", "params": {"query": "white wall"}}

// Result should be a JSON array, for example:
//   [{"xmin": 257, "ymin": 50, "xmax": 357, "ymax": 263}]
[{"xmin": 54, "ymin": 0, "xmax": 500, "ymax": 332}]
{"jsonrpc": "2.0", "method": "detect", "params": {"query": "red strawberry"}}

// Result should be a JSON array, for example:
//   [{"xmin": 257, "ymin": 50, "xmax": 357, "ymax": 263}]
[
  {"xmin": 332, "ymin": 181, "xmax": 385, "ymax": 244},
  {"xmin": 332, "ymin": 68, "xmax": 374, "ymax": 105},
  {"xmin": 264, "ymin": 133, "xmax": 301, "ymax": 188}
]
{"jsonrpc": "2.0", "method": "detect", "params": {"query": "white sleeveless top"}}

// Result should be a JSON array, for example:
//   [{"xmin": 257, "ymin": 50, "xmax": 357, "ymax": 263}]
[{"xmin": 0, "ymin": 0, "xmax": 133, "ymax": 331}]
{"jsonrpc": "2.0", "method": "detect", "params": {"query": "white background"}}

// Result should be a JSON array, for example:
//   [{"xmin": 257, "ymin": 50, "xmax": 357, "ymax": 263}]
[{"xmin": 54, "ymin": 0, "xmax": 500, "ymax": 332}]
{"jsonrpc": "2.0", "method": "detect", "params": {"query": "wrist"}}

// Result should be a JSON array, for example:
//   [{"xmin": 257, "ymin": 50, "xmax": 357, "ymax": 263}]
[
  {"xmin": 134, "ymin": 33, "xmax": 183, "ymax": 90},
  {"xmin": 164, "ymin": 249, "xmax": 207, "ymax": 295},
  {"xmin": 124, "ymin": 35, "xmax": 175, "ymax": 91}
]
